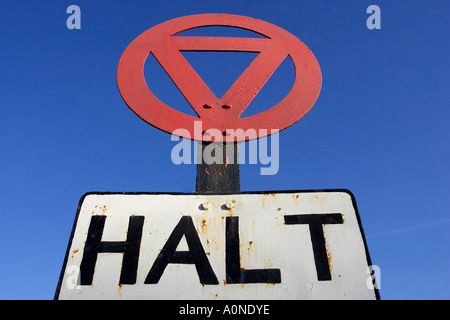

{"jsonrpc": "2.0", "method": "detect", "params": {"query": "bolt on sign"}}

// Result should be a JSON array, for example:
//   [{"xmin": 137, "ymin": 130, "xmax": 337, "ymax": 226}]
[
  {"xmin": 56, "ymin": 14, "xmax": 379, "ymax": 300},
  {"xmin": 55, "ymin": 191, "xmax": 379, "ymax": 300}
]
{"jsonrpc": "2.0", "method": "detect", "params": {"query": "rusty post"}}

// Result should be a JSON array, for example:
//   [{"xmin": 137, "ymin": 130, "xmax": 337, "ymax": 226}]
[{"xmin": 196, "ymin": 142, "xmax": 240, "ymax": 193}]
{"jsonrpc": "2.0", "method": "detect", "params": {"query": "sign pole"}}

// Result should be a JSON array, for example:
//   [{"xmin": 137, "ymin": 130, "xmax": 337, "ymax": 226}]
[{"xmin": 195, "ymin": 142, "xmax": 240, "ymax": 193}]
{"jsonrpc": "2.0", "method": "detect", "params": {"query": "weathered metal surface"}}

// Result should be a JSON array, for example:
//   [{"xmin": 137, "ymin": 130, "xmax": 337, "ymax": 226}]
[
  {"xmin": 55, "ymin": 191, "xmax": 379, "ymax": 300},
  {"xmin": 116, "ymin": 13, "xmax": 322, "ymax": 142}
]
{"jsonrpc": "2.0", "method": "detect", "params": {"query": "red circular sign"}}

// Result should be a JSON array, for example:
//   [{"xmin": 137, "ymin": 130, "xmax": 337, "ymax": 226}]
[{"xmin": 117, "ymin": 13, "xmax": 321, "ymax": 142}]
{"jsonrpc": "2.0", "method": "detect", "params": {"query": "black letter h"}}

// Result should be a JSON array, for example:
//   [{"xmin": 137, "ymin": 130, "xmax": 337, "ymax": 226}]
[{"xmin": 79, "ymin": 215, "xmax": 144, "ymax": 285}]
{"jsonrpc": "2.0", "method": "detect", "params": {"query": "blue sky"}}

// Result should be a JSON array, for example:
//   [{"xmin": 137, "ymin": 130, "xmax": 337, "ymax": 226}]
[{"xmin": 0, "ymin": 0, "xmax": 448, "ymax": 299}]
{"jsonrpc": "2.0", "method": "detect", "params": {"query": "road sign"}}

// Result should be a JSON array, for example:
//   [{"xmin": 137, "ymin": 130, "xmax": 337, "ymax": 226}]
[
  {"xmin": 117, "ymin": 13, "xmax": 321, "ymax": 142},
  {"xmin": 55, "ymin": 190, "xmax": 379, "ymax": 300}
]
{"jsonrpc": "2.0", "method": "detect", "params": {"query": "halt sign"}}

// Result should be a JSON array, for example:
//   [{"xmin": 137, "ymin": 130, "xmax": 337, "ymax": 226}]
[{"xmin": 55, "ymin": 190, "xmax": 378, "ymax": 300}]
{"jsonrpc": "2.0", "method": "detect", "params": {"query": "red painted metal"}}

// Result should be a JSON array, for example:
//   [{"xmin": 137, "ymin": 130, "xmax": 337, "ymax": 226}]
[{"xmin": 117, "ymin": 13, "xmax": 321, "ymax": 142}]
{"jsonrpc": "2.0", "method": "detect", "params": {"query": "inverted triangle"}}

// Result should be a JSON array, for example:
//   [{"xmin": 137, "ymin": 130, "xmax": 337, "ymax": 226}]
[
  {"xmin": 180, "ymin": 51, "xmax": 259, "ymax": 99},
  {"xmin": 150, "ymin": 36, "xmax": 288, "ymax": 118}
]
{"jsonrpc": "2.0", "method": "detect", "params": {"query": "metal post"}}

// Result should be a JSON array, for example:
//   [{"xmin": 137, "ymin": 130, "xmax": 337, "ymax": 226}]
[{"xmin": 195, "ymin": 141, "xmax": 240, "ymax": 193}]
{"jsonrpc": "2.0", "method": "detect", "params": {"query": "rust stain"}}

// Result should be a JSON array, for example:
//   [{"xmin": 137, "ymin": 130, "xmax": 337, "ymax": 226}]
[
  {"xmin": 313, "ymin": 194, "xmax": 328, "ymax": 206},
  {"xmin": 71, "ymin": 249, "xmax": 79, "ymax": 259},
  {"xmin": 327, "ymin": 250, "xmax": 332, "ymax": 273},
  {"xmin": 92, "ymin": 205, "xmax": 107, "ymax": 215},
  {"xmin": 293, "ymin": 194, "xmax": 300, "ymax": 205},
  {"xmin": 324, "ymin": 234, "xmax": 332, "ymax": 273},
  {"xmin": 200, "ymin": 219, "xmax": 208, "ymax": 233}
]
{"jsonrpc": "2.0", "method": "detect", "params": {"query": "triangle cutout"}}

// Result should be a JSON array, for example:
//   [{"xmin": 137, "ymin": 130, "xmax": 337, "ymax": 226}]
[{"xmin": 180, "ymin": 51, "xmax": 259, "ymax": 99}]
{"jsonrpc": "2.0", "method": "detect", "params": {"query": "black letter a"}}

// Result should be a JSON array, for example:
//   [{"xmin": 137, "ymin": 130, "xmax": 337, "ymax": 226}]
[{"xmin": 145, "ymin": 216, "xmax": 219, "ymax": 285}]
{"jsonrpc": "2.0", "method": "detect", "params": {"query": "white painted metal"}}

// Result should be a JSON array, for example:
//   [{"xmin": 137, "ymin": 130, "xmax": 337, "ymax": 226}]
[{"xmin": 56, "ymin": 191, "xmax": 377, "ymax": 300}]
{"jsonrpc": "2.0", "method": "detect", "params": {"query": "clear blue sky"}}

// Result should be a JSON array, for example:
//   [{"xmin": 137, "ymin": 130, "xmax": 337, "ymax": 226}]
[{"xmin": 0, "ymin": 0, "xmax": 448, "ymax": 299}]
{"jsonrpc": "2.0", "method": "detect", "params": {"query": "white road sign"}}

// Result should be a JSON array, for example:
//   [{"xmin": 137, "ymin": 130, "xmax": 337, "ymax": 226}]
[{"xmin": 55, "ymin": 190, "xmax": 379, "ymax": 300}]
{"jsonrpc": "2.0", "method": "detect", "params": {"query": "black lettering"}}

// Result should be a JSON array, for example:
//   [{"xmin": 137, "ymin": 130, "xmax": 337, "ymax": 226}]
[
  {"xmin": 284, "ymin": 213, "xmax": 343, "ymax": 281},
  {"xmin": 79, "ymin": 215, "xmax": 144, "ymax": 285},
  {"xmin": 226, "ymin": 216, "xmax": 281, "ymax": 284},
  {"xmin": 145, "ymin": 216, "xmax": 219, "ymax": 285}
]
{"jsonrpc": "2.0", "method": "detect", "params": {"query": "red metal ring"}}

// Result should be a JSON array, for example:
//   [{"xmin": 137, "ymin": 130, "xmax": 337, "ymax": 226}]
[{"xmin": 117, "ymin": 13, "xmax": 321, "ymax": 142}]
